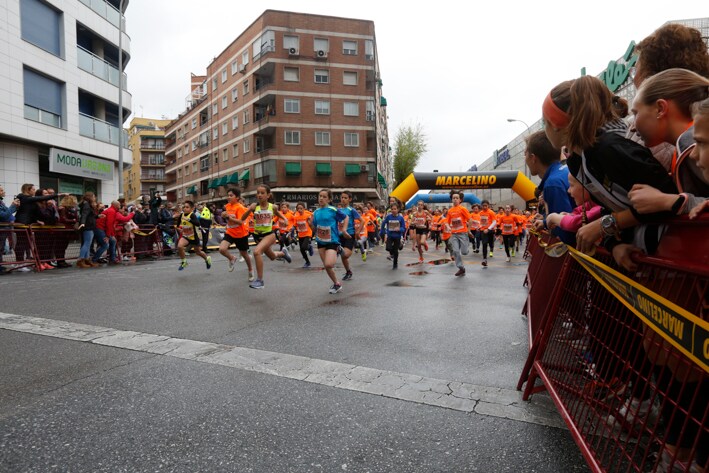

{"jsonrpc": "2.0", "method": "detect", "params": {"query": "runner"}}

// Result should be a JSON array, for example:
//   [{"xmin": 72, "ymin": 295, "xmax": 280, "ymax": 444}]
[
  {"xmin": 469, "ymin": 203, "xmax": 482, "ymax": 253},
  {"xmin": 277, "ymin": 201, "xmax": 296, "ymax": 250},
  {"xmin": 445, "ymin": 190, "xmax": 475, "ymax": 277},
  {"xmin": 430, "ymin": 208, "xmax": 442, "ymax": 250},
  {"xmin": 218, "ymin": 188, "xmax": 254, "ymax": 280},
  {"xmin": 478, "ymin": 200, "xmax": 497, "ymax": 267},
  {"xmin": 366, "ymin": 201, "xmax": 379, "ymax": 247},
  {"xmin": 311, "ymin": 189, "xmax": 348, "ymax": 294},
  {"xmin": 412, "ymin": 200, "xmax": 431, "ymax": 262},
  {"xmin": 338, "ymin": 191, "xmax": 361, "ymax": 281},
  {"xmin": 241, "ymin": 185, "xmax": 292, "ymax": 289},
  {"xmin": 356, "ymin": 205, "xmax": 370, "ymax": 261},
  {"xmin": 498, "ymin": 205, "xmax": 517, "ymax": 262},
  {"xmin": 379, "ymin": 202, "xmax": 407, "ymax": 269},
  {"xmin": 176, "ymin": 200, "xmax": 211, "ymax": 271},
  {"xmin": 293, "ymin": 202, "xmax": 314, "ymax": 268}
]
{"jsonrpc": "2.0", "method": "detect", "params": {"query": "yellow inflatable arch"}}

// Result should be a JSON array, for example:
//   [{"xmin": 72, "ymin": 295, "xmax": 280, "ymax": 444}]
[{"xmin": 389, "ymin": 171, "xmax": 537, "ymax": 206}]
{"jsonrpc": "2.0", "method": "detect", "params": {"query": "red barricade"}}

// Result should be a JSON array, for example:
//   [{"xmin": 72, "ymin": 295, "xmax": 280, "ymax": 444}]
[
  {"xmin": 0, "ymin": 224, "xmax": 39, "ymax": 272},
  {"xmin": 31, "ymin": 225, "xmax": 81, "ymax": 268},
  {"xmin": 117, "ymin": 225, "xmax": 164, "ymax": 260}
]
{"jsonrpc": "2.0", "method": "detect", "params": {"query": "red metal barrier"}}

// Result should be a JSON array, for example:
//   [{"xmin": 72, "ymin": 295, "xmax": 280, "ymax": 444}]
[
  {"xmin": 31, "ymin": 225, "xmax": 81, "ymax": 269},
  {"xmin": 117, "ymin": 224, "xmax": 164, "ymax": 260},
  {"xmin": 0, "ymin": 224, "xmax": 39, "ymax": 272}
]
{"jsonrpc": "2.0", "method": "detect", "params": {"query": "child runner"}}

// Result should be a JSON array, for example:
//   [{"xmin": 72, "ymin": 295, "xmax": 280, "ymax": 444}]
[
  {"xmin": 412, "ymin": 200, "xmax": 431, "ymax": 262},
  {"xmin": 478, "ymin": 200, "xmax": 497, "ymax": 266},
  {"xmin": 498, "ymin": 205, "xmax": 518, "ymax": 262},
  {"xmin": 355, "ymin": 204, "xmax": 370, "ymax": 260},
  {"xmin": 440, "ymin": 216, "xmax": 453, "ymax": 261},
  {"xmin": 277, "ymin": 202, "xmax": 296, "ymax": 250},
  {"xmin": 338, "ymin": 191, "xmax": 361, "ymax": 281},
  {"xmin": 293, "ymin": 202, "xmax": 314, "ymax": 268},
  {"xmin": 445, "ymin": 190, "xmax": 474, "ymax": 276},
  {"xmin": 311, "ymin": 189, "xmax": 348, "ymax": 294},
  {"xmin": 219, "ymin": 188, "xmax": 254, "ymax": 280},
  {"xmin": 379, "ymin": 202, "xmax": 406, "ymax": 269},
  {"xmin": 176, "ymin": 200, "xmax": 211, "ymax": 271},
  {"xmin": 241, "ymin": 185, "xmax": 292, "ymax": 289},
  {"xmin": 469, "ymin": 204, "xmax": 482, "ymax": 253},
  {"xmin": 430, "ymin": 209, "xmax": 442, "ymax": 250}
]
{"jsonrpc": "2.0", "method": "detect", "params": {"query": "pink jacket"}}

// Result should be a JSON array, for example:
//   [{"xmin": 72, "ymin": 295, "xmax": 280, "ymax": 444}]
[{"xmin": 560, "ymin": 202, "xmax": 602, "ymax": 233}]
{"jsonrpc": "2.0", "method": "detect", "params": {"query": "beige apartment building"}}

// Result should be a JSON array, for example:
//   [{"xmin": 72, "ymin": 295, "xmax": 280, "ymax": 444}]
[
  {"xmin": 164, "ymin": 10, "xmax": 391, "ymax": 208},
  {"xmin": 123, "ymin": 117, "xmax": 171, "ymax": 204}
]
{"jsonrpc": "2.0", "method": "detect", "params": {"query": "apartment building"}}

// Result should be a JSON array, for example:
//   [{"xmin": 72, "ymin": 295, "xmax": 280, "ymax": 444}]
[
  {"xmin": 123, "ymin": 117, "xmax": 171, "ymax": 205},
  {"xmin": 0, "ymin": 0, "xmax": 132, "ymax": 201},
  {"xmin": 164, "ymin": 10, "xmax": 390, "ymax": 207}
]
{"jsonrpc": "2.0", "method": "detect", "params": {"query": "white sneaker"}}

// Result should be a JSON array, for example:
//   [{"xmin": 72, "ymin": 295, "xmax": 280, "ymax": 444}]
[
  {"xmin": 228, "ymin": 258, "xmax": 235, "ymax": 272},
  {"xmin": 122, "ymin": 255, "xmax": 130, "ymax": 262},
  {"xmin": 248, "ymin": 271, "xmax": 255, "ymax": 282},
  {"xmin": 506, "ymin": 257, "xmax": 511, "ymax": 262},
  {"xmin": 238, "ymin": 256, "xmax": 245, "ymax": 263},
  {"xmin": 606, "ymin": 396, "xmax": 660, "ymax": 432}
]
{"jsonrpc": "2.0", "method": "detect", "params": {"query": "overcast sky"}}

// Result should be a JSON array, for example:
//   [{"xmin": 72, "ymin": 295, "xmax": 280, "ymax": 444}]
[{"xmin": 125, "ymin": 1, "xmax": 707, "ymax": 172}]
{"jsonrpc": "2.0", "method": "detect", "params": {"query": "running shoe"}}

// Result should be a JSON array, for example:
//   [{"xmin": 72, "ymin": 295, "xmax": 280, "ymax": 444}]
[
  {"xmin": 387, "ymin": 255, "xmax": 393, "ymax": 261},
  {"xmin": 392, "ymin": 263, "xmax": 398, "ymax": 269},
  {"xmin": 205, "ymin": 256, "xmax": 212, "ymax": 269},
  {"xmin": 342, "ymin": 271, "xmax": 353, "ymax": 281},
  {"xmin": 361, "ymin": 251, "xmax": 367, "ymax": 262},
  {"xmin": 489, "ymin": 251, "xmax": 494, "ymax": 257},
  {"xmin": 454, "ymin": 268, "xmax": 466, "ymax": 277},
  {"xmin": 511, "ymin": 249, "xmax": 516, "ymax": 257},
  {"xmin": 249, "ymin": 279, "xmax": 264, "ymax": 289},
  {"xmin": 482, "ymin": 260, "xmax": 488, "ymax": 267},
  {"xmin": 238, "ymin": 256, "xmax": 245, "ymax": 263},
  {"xmin": 424, "ymin": 242, "xmax": 429, "ymax": 251},
  {"xmin": 605, "ymin": 396, "xmax": 660, "ymax": 433},
  {"xmin": 308, "ymin": 244, "xmax": 314, "ymax": 256},
  {"xmin": 506, "ymin": 257, "xmax": 511, "ymax": 262},
  {"xmin": 248, "ymin": 271, "xmax": 255, "ymax": 282},
  {"xmin": 419, "ymin": 257, "xmax": 424, "ymax": 263},
  {"xmin": 329, "ymin": 283, "xmax": 343, "ymax": 294},
  {"xmin": 302, "ymin": 262, "xmax": 311, "ymax": 269},
  {"xmin": 281, "ymin": 247, "xmax": 292, "ymax": 263},
  {"xmin": 228, "ymin": 257, "xmax": 235, "ymax": 272},
  {"xmin": 179, "ymin": 260, "xmax": 188, "ymax": 271}
]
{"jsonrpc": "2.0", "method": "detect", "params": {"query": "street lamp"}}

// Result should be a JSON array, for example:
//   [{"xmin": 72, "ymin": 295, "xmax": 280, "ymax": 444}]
[
  {"xmin": 118, "ymin": 0, "xmax": 125, "ymax": 199},
  {"xmin": 506, "ymin": 118, "xmax": 530, "ymax": 178}
]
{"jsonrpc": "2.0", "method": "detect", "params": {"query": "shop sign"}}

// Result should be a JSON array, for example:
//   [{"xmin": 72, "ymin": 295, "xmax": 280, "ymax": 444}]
[
  {"xmin": 49, "ymin": 147, "xmax": 114, "ymax": 181},
  {"xmin": 595, "ymin": 41, "xmax": 638, "ymax": 93}
]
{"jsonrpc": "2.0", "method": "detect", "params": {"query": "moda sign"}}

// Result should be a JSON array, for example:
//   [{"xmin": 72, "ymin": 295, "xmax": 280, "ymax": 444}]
[{"xmin": 49, "ymin": 148, "xmax": 114, "ymax": 181}]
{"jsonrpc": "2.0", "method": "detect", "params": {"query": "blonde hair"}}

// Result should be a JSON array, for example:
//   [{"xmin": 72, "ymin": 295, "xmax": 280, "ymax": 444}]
[
  {"xmin": 60, "ymin": 195, "xmax": 78, "ymax": 208},
  {"xmin": 636, "ymin": 68, "xmax": 709, "ymax": 119}
]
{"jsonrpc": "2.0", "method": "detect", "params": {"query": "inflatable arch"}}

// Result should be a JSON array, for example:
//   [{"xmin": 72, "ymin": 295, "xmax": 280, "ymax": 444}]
[
  {"xmin": 391, "ymin": 171, "xmax": 537, "ymax": 207},
  {"xmin": 405, "ymin": 192, "xmax": 480, "ymax": 209}
]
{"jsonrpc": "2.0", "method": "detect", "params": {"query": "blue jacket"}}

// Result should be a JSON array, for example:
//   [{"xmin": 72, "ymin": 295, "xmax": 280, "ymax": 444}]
[
  {"xmin": 0, "ymin": 198, "xmax": 17, "ymax": 223},
  {"xmin": 380, "ymin": 214, "xmax": 406, "ymax": 239},
  {"xmin": 539, "ymin": 162, "xmax": 575, "ymax": 245}
]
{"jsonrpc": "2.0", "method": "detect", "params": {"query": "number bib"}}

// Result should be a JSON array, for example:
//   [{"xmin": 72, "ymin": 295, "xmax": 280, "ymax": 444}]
[
  {"xmin": 181, "ymin": 226, "xmax": 194, "ymax": 237},
  {"xmin": 480, "ymin": 215, "xmax": 489, "ymax": 226},
  {"xmin": 451, "ymin": 217, "xmax": 463, "ymax": 230},
  {"xmin": 316, "ymin": 226, "xmax": 332, "ymax": 242},
  {"xmin": 297, "ymin": 220, "xmax": 308, "ymax": 233},
  {"xmin": 471, "ymin": 219, "xmax": 480, "ymax": 230},
  {"xmin": 388, "ymin": 220, "xmax": 401, "ymax": 232},
  {"xmin": 503, "ymin": 223, "xmax": 513, "ymax": 233},
  {"xmin": 254, "ymin": 211, "xmax": 272, "ymax": 225},
  {"xmin": 414, "ymin": 217, "xmax": 426, "ymax": 228},
  {"xmin": 279, "ymin": 218, "xmax": 288, "ymax": 230}
]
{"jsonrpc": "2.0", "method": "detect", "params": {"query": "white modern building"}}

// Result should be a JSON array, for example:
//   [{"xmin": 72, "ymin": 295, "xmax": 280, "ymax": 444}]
[{"xmin": 0, "ymin": 0, "xmax": 131, "ymax": 201}]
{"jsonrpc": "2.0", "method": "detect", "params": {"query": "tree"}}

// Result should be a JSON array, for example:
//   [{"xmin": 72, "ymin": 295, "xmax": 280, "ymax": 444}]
[{"xmin": 393, "ymin": 123, "xmax": 427, "ymax": 187}]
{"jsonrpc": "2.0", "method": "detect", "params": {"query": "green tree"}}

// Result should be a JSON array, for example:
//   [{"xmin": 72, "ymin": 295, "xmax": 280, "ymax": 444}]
[{"xmin": 393, "ymin": 123, "xmax": 427, "ymax": 186}]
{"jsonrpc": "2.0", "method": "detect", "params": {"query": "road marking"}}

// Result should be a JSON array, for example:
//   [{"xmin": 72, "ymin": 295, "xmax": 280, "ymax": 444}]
[{"xmin": 0, "ymin": 312, "xmax": 563, "ymax": 429}]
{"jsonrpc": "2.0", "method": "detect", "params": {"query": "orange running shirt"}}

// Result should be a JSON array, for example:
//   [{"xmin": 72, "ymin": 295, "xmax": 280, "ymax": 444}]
[
  {"xmin": 469, "ymin": 211, "xmax": 481, "ymax": 231},
  {"xmin": 445, "ymin": 205, "xmax": 471, "ymax": 234},
  {"xmin": 224, "ymin": 202, "xmax": 249, "ymax": 238},
  {"xmin": 499, "ymin": 214, "xmax": 517, "ymax": 235},
  {"xmin": 478, "ymin": 209, "xmax": 497, "ymax": 230},
  {"xmin": 293, "ymin": 210, "xmax": 313, "ymax": 238}
]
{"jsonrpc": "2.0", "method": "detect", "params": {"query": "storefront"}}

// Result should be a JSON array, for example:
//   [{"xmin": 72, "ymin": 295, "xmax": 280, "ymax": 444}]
[
  {"xmin": 273, "ymin": 191, "xmax": 368, "ymax": 209},
  {"xmin": 38, "ymin": 147, "xmax": 113, "ymax": 197}
]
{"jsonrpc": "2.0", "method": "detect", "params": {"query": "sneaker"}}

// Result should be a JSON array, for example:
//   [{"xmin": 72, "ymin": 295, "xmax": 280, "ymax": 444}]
[
  {"xmin": 387, "ymin": 255, "xmax": 393, "ymax": 261},
  {"xmin": 424, "ymin": 242, "xmax": 429, "ymax": 251},
  {"xmin": 473, "ymin": 249, "xmax": 479, "ymax": 253},
  {"xmin": 248, "ymin": 271, "xmax": 255, "ymax": 282},
  {"xmin": 392, "ymin": 263, "xmax": 398, "ymax": 269},
  {"xmin": 506, "ymin": 257, "xmax": 511, "ymax": 262},
  {"xmin": 281, "ymin": 247, "xmax": 292, "ymax": 263},
  {"xmin": 455, "ymin": 268, "xmax": 466, "ymax": 277},
  {"xmin": 308, "ymin": 244, "xmax": 314, "ymax": 256},
  {"xmin": 302, "ymin": 262, "xmax": 311, "ymax": 269},
  {"xmin": 511, "ymin": 250, "xmax": 516, "ymax": 257},
  {"xmin": 17, "ymin": 266, "xmax": 32, "ymax": 272},
  {"xmin": 179, "ymin": 261, "xmax": 188, "ymax": 271},
  {"xmin": 249, "ymin": 279, "xmax": 264, "ymax": 289},
  {"xmin": 418, "ymin": 257, "xmax": 424, "ymax": 263},
  {"xmin": 342, "ymin": 271, "xmax": 353, "ymax": 281},
  {"xmin": 238, "ymin": 256, "xmax": 245, "ymax": 263},
  {"xmin": 606, "ymin": 397, "xmax": 660, "ymax": 431},
  {"xmin": 122, "ymin": 255, "xmax": 130, "ymax": 262},
  {"xmin": 482, "ymin": 260, "xmax": 488, "ymax": 267},
  {"xmin": 228, "ymin": 257, "xmax": 235, "ymax": 272},
  {"xmin": 489, "ymin": 251, "xmax": 494, "ymax": 257},
  {"xmin": 329, "ymin": 283, "xmax": 343, "ymax": 294},
  {"xmin": 361, "ymin": 251, "xmax": 367, "ymax": 262},
  {"xmin": 205, "ymin": 256, "xmax": 212, "ymax": 269}
]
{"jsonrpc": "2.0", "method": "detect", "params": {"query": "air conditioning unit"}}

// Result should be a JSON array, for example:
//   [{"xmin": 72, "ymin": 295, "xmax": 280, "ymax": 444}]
[
  {"xmin": 238, "ymin": 64, "xmax": 247, "ymax": 73},
  {"xmin": 316, "ymin": 50, "xmax": 328, "ymax": 59},
  {"xmin": 288, "ymin": 47, "xmax": 299, "ymax": 56},
  {"xmin": 360, "ymin": 165, "xmax": 368, "ymax": 172}
]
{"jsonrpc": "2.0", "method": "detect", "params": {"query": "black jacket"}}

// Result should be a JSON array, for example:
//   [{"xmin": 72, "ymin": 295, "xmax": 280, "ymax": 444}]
[
  {"xmin": 79, "ymin": 201, "xmax": 97, "ymax": 230},
  {"xmin": 14, "ymin": 193, "xmax": 58, "ymax": 224}
]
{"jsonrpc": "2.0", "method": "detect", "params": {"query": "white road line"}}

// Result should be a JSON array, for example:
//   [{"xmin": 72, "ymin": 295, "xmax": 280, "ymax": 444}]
[{"xmin": 0, "ymin": 312, "xmax": 564, "ymax": 429}]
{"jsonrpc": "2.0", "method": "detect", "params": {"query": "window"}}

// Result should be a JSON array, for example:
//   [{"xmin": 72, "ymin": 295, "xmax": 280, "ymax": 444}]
[
  {"xmin": 344, "ymin": 102, "xmax": 359, "ymax": 116},
  {"xmin": 343, "ymin": 71, "xmax": 357, "ymax": 86},
  {"xmin": 192, "ymin": 142, "xmax": 197, "ymax": 151},
  {"xmin": 185, "ymin": 165, "xmax": 190, "ymax": 175},
  {"xmin": 315, "ymin": 100, "xmax": 330, "ymax": 115},
  {"xmin": 177, "ymin": 149, "xmax": 183, "ymax": 159},
  {"xmin": 177, "ymin": 189, "xmax": 182, "ymax": 199},
  {"xmin": 232, "ymin": 144, "xmax": 238, "ymax": 158},
  {"xmin": 214, "ymin": 152, "xmax": 219, "ymax": 165},
  {"xmin": 243, "ymin": 110, "xmax": 250, "ymax": 124},
  {"xmin": 284, "ymin": 35, "xmax": 299, "ymax": 51},
  {"xmin": 344, "ymin": 132, "xmax": 359, "ymax": 147},
  {"xmin": 365, "ymin": 40, "xmax": 374, "ymax": 60},
  {"xmin": 284, "ymin": 99, "xmax": 300, "ymax": 114},
  {"xmin": 243, "ymin": 139, "xmax": 250, "ymax": 153},
  {"xmin": 212, "ymin": 78, "xmax": 217, "ymax": 91},
  {"xmin": 184, "ymin": 144, "xmax": 189, "ymax": 155},
  {"xmin": 284, "ymin": 67, "xmax": 299, "ymax": 82},
  {"xmin": 314, "ymin": 38, "xmax": 329, "ymax": 53},
  {"xmin": 222, "ymin": 96, "xmax": 227, "ymax": 109},
  {"xmin": 200, "ymin": 155, "xmax": 209, "ymax": 172},
  {"xmin": 221, "ymin": 70, "xmax": 227, "ymax": 83},
  {"xmin": 213, "ymin": 128, "xmax": 218, "ymax": 139},
  {"xmin": 314, "ymin": 69, "xmax": 329, "ymax": 84},
  {"xmin": 366, "ymin": 100, "xmax": 375, "ymax": 121},
  {"xmin": 222, "ymin": 122, "xmax": 228, "ymax": 135},
  {"xmin": 23, "ymin": 68, "xmax": 63, "ymax": 128},
  {"xmin": 193, "ymin": 162, "xmax": 198, "ymax": 173},
  {"xmin": 222, "ymin": 148, "xmax": 229, "ymax": 162},
  {"xmin": 191, "ymin": 118, "xmax": 197, "ymax": 129},
  {"xmin": 231, "ymin": 88, "xmax": 238, "ymax": 102},
  {"xmin": 253, "ymin": 30, "xmax": 275, "ymax": 58},
  {"xmin": 212, "ymin": 104, "xmax": 218, "ymax": 116},
  {"xmin": 243, "ymin": 80, "xmax": 249, "ymax": 95},
  {"xmin": 343, "ymin": 40, "xmax": 357, "ymax": 55},
  {"xmin": 20, "ymin": 0, "xmax": 62, "ymax": 57},
  {"xmin": 285, "ymin": 130, "xmax": 300, "ymax": 145},
  {"xmin": 315, "ymin": 131, "xmax": 331, "ymax": 146},
  {"xmin": 232, "ymin": 116, "xmax": 238, "ymax": 130},
  {"xmin": 242, "ymin": 51, "xmax": 249, "ymax": 64},
  {"xmin": 231, "ymin": 60, "xmax": 238, "ymax": 75},
  {"xmin": 177, "ymin": 168, "xmax": 182, "ymax": 178}
]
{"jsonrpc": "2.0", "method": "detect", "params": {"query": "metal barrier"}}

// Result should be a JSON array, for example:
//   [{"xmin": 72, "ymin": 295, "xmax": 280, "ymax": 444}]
[
  {"xmin": 518, "ymin": 217, "xmax": 708, "ymax": 473},
  {"xmin": 0, "ymin": 224, "xmax": 40, "ymax": 272},
  {"xmin": 117, "ymin": 224, "xmax": 164, "ymax": 260}
]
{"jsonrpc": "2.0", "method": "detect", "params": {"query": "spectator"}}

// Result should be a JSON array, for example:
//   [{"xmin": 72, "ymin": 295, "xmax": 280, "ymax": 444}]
[
  {"xmin": 0, "ymin": 185, "xmax": 19, "ymax": 274},
  {"xmin": 33, "ymin": 189, "xmax": 59, "ymax": 270},
  {"xmin": 77, "ymin": 192, "xmax": 99, "ymax": 268},
  {"xmin": 56, "ymin": 195, "xmax": 78, "ymax": 268},
  {"xmin": 149, "ymin": 192, "xmax": 162, "ymax": 226},
  {"xmin": 197, "ymin": 202, "xmax": 212, "ymax": 252},
  {"xmin": 94, "ymin": 201, "xmax": 135, "ymax": 265},
  {"xmin": 13, "ymin": 183, "xmax": 64, "ymax": 271}
]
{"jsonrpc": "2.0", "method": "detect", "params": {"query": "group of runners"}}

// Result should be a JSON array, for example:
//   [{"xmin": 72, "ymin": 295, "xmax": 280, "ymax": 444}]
[{"xmin": 174, "ymin": 185, "xmax": 536, "ymax": 293}]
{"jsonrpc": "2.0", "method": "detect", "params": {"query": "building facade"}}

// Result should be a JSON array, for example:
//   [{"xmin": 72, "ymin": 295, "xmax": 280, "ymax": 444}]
[
  {"xmin": 123, "ymin": 117, "xmax": 170, "ymax": 204},
  {"xmin": 468, "ymin": 17, "xmax": 709, "ymax": 210},
  {"xmin": 0, "ymin": 0, "xmax": 132, "ymax": 201},
  {"xmin": 164, "ymin": 10, "xmax": 391, "ymax": 208}
]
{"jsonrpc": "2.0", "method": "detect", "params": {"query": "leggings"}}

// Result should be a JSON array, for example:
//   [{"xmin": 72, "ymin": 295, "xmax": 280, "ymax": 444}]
[
  {"xmin": 503, "ymin": 234, "xmax": 515, "ymax": 257},
  {"xmin": 386, "ymin": 237, "xmax": 400, "ymax": 265},
  {"xmin": 299, "ymin": 236, "xmax": 311, "ymax": 264},
  {"xmin": 481, "ymin": 231, "xmax": 495, "ymax": 257}
]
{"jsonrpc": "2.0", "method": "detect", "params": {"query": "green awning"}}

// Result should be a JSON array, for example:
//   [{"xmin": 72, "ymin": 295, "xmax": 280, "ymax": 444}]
[
  {"xmin": 217, "ymin": 176, "xmax": 229, "ymax": 187},
  {"xmin": 316, "ymin": 163, "xmax": 332, "ymax": 176},
  {"xmin": 285, "ymin": 162, "xmax": 302, "ymax": 176},
  {"xmin": 186, "ymin": 185, "xmax": 197, "ymax": 195},
  {"xmin": 377, "ymin": 172, "xmax": 387, "ymax": 189},
  {"xmin": 208, "ymin": 179, "xmax": 220, "ymax": 189},
  {"xmin": 380, "ymin": 96, "xmax": 387, "ymax": 107},
  {"xmin": 238, "ymin": 169, "xmax": 250, "ymax": 181},
  {"xmin": 227, "ymin": 172, "xmax": 240, "ymax": 184},
  {"xmin": 345, "ymin": 164, "xmax": 361, "ymax": 176}
]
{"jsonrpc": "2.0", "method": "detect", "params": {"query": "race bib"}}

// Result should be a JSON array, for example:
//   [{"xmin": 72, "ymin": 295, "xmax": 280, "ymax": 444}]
[
  {"xmin": 296, "ymin": 221, "xmax": 308, "ymax": 233},
  {"xmin": 279, "ymin": 218, "xmax": 288, "ymax": 230},
  {"xmin": 414, "ymin": 217, "xmax": 426, "ymax": 227},
  {"xmin": 254, "ymin": 211, "xmax": 272, "ymax": 225},
  {"xmin": 481, "ymin": 215, "xmax": 489, "ymax": 226},
  {"xmin": 316, "ymin": 226, "xmax": 332, "ymax": 242},
  {"xmin": 451, "ymin": 217, "xmax": 463, "ymax": 230},
  {"xmin": 503, "ymin": 223, "xmax": 513, "ymax": 233},
  {"xmin": 388, "ymin": 220, "xmax": 401, "ymax": 232},
  {"xmin": 226, "ymin": 214, "xmax": 237, "ymax": 228},
  {"xmin": 471, "ymin": 219, "xmax": 480, "ymax": 230},
  {"xmin": 181, "ymin": 226, "xmax": 194, "ymax": 237}
]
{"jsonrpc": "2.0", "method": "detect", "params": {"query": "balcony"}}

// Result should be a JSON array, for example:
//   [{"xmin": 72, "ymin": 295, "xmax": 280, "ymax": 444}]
[
  {"xmin": 79, "ymin": 113, "xmax": 128, "ymax": 147},
  {"xmin": 140, "ymin": 141, "xmax": 165, "ymax": 150},
  {"xmin": 140, "ymin": 156, "xmax": 165, "ymax": 166},
  {"xmin": 77, "ymin": 46, "xmax": 127, "ymax": 90},
  {"xmin": 79, "ymin": 0, "xmax": 125, "ymax": 29},
  {"xmin": 140, "ymin": 172, "xmax": 166, "ymax": 182}
]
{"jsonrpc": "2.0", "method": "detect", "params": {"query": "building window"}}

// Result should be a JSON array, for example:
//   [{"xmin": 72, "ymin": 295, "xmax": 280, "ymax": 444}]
[
  {"xmin": 222, "ymin": 96, "xmax": 227, "ymax": 109},
  {"xmin": 213, "ymin": 128, "xmax": 218, "ymax": 140},
  {"xmin": 232, "ymin": 144, "xmax": 238, "ymax": 158},
  {"xmin": 223, "ymin": 148, "xmax": 229, "ymax": 161},
  {"xmin": 284, "ymin": 67, "xmax": 299, "ymax": 82},
  {"xmin": 212, "ymin": 103, "xmax": 218, "ymax": 115},
  {"xmin": 177, "ymin": 149, "xmax": 183, "ymax": 159},
  {"xmin": 343, "ymin": 71, "xmax": 357, "ymax": 86},
  {"xmin": 232, "ymin": 116, "xmax": 238, "ymax": 130},
  {"xmin": 243, "ymin": 80, "xmax": 249, "ymax": 95},
  {"xmin": 243, "ymin": 139, "xmax": 250, "ymax": 153},
  {"xmin": 315, "ymin": 131, "xmax": 331, "ymax": 146},
  {"xmin": 200, "ymin": 155, "xmax": 209, "ymax": 172},
  {"xmin": 222, "ymin": 122, "xmax": 228, "ymax": 135},
  {"xmin": 314, "ymin": 38, "xmax": 329, "ymax": 54},
  {"xmin": 343, "ymin": 40, "xmax": 357, "ymax": 55},
  {"xmin": 184, "ymin": 144, "xmax": 189, "ymax": 155},
  {"xmin": 242, "ymin": 51, "xmax": 249, "ymax": 64},
  {"xmin": 315, "ymin": 100, "xmax": 330, "ymax": 115},
  {"xmin": 214, "ymin": 152, "xmax": 219, "ymax": 165},
  {"xmin": 20, "ymin": 0, "xmax": 63, "ymax": 57},
  {"xmin": 231, "ymin": 60, "xmax": 238, "ymax": 75},
  {"xmin": 232, "ymin": 88, "xmax": 238, "ymax": 102},
  {"xmin": 191, "ymin": 118, "xmax": 197, "ymax": 129},
  {"xmin": 285, "ymin": 130, "xmax": 301, "ymax": 145},
  {"xmin": 192, "ymin": 142, "xmax": 197, "ymax": 151},
  {"xmin": 365, "ymin": 40, "xmax": 374, "ymax": 60},
  {"xmin": 243, "ymin": 110, "xmax": 250, "ymax": 124},
  {"xmin": 23, "ymin": 68, "xmax": 63, "ymax": 128},
  {"xmin": 177, "ymin": 189, "xmax": 182, "ymax": 199},
  {"xmin": 314, "ymin": 69, "xmax": 329, "ymax": 84},
  {"xmin": 284, "ymin": 99, "xmax": 300, "ymax": 114},
  {"xmin": 177, "ymin": 168, "xmax": 182, "ymax": 178},
  {"xmin": 193, "ymin": 162, "xmax": 197, "ymax": 173},
  {"xmin": 344, "ymin": 102, "xmax": 359, "ymax": 117},
  {"xmin": 185, "ymin": 165, "xmax": 190, "ymax": 175},
  {"xmin": 284, "ymin": 35, "xmax": 299, "ymax": 51},
  {"xmin": 212, "ymin": 78, "xmax": 217, "ymax": 91},
  {"xmin": 344, "ymin": 132, "xmax": 359, "ymax": 147},
  {"xmin": 221, "ymin": 69, "xmax": 227, "ymax": 83}
]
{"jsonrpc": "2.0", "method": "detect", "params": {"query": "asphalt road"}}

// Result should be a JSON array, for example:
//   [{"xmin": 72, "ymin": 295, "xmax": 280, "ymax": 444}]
[{"xmin": 0, "ymin": 242, "xmax": 590, "ymax": 472}]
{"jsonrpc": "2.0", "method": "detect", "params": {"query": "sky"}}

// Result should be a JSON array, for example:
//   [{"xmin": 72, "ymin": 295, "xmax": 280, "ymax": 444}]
[{"xmin": 125, "ymin": 0, "xmax": 707, "ymax": 172}]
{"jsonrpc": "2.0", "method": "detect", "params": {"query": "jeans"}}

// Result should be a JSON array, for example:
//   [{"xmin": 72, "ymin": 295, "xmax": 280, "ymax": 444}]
[
  {"xmin": 92, "ymin": 229, "xmax": 111, "ymax": 262},
  {"xmin": 449, "ymin": 233, "xmax": 469, "ymax": 269},
  {"xmin": 79, "ymin": 230, "xmax": 94, "ymax": 259}
]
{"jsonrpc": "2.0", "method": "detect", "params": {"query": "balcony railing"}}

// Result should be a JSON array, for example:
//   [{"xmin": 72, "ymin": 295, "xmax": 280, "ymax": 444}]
[
  {"xmin": 140, "ymin": 142, "xmax": 165, "ymax": 150},
  {"xmin": 24, "ymin": 105, "xmax": 61, "ymax": 128},
  {"xmin": 79, "ymin": 112, "xmax": 129, "ymax": 147},
  {"xmin": 140, "ymin": 158, "xmax": 165, "ymax": 166},
  {"xmin": 77, "ymin": 46, "xmax": 128, "ymax": 90},
  {"xmin": 79, "ymin": 0, "xmax": 125, "ymax": 29},
  {"xmin": 140, "ymin": 173, "xmax": 166, "ymax": 181}
]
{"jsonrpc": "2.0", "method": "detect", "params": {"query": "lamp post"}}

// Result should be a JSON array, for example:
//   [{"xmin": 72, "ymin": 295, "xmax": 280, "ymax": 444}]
[
  {"xmin": 117, "ymin": 0, "xmax": 125, "ymax": 199},
  {"xmin": 506, "ymin": 118, "xmax": 530, "ymax": 178}
]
